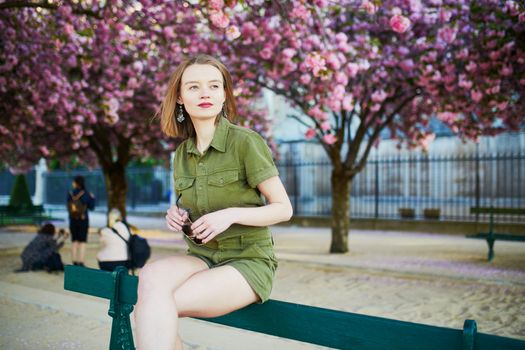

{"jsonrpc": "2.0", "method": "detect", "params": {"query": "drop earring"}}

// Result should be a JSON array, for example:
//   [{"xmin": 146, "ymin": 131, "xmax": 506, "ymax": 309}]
[
  {"xmin": 176, "ymin": 104, "xmax": 185, "ymax": 123},
  {"xmin": 222, "ymin": 107, "xmax": 228, "ymax": 119}
]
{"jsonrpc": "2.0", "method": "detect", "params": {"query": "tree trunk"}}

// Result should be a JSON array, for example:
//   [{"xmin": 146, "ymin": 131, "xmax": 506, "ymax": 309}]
[
  {"xmin": 102, "ymin": 163, "xmax": 128, "ymax": 221},
  {"xmin": 330, "ymin": 168, "xmax": 351, "ymax": 253}
]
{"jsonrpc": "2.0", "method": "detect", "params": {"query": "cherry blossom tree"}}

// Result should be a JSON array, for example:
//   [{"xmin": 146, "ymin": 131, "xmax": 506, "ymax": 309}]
[
  {"xmin": 0, "ymin": 0, "xmax": 269, "ymax": 217},
  {"xmin": 203, "ymin": 0, "xmax": 525, "ymax": 252}
]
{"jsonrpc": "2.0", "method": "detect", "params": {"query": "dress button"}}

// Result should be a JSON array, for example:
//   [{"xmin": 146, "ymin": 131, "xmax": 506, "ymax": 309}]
[
  {"xmin": 199, "ymin": 163, "xmax": 204, "ymax": 166},
  {"xmin": 220, "ymin": 179, "xmax": 224, "ymax": 184}
]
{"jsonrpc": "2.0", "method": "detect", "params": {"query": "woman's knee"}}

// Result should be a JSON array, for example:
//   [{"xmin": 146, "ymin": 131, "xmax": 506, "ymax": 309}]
[{"xmin": 137, "ymin": 256, "xmax": 208, "ymax": 299}]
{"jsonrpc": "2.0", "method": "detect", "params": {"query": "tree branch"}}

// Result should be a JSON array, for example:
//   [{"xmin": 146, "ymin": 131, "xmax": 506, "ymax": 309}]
[{"xmin": 0, "ymin": 0, "xmax": 103, "ymax": 18}]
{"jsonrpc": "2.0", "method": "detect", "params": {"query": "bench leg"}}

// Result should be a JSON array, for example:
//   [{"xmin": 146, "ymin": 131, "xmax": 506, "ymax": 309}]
[
  {"xmin": 486, "ymin": 237, "xmax": 495, "ymax": 262},
  {"xmin": 108, "ymin": 300, "xmax": 135, "ymax": 350}
]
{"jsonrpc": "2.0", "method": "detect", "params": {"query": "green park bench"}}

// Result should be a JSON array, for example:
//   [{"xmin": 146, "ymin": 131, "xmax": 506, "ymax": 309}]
[
  {"xmin": 0, "ymin": 204, "xmax": 46, "ymax": 226},
  {"xmin": 64, "ymin": 265, "xmax": 525, "ymax": 350},
  {"xmin": 467, "ymin": 207, "xmax": 525, "ymax": 261}
]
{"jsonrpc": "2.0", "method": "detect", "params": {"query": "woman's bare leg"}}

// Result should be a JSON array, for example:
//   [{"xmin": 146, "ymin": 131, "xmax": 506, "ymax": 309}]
[
  {"xmin": 71, "ymin": 241, "xmax": 78, "ymax": 263},
  {"xmin": 78, "ymin": 242, "xmax": 86, "ymax": 264},
  {"xmin": 135, "ymin": 256, "xmax": 209, "ymax": 350},
  {"xmin": 174, "ymin": 265, "xmax": 259, "ymax": 318}
]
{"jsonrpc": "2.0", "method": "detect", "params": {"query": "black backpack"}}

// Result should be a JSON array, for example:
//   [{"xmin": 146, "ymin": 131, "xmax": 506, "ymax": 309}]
[
  {"xmin": 68, "ymin": 191, "xmax": 87, "ymax": 220},
  {"xmin": 111, "ymin": 221, "xmax": 151, "ymax": 273}
]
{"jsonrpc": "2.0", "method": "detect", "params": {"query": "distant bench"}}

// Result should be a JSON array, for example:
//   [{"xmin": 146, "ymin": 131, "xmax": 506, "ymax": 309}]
[
  {"xmin": 466, "ymin": 207, "xmax": 525, "ymax": 261},
  {"xmin": 0, "ymin": 205, "xmax": 45, "ymax": 226},
  {"xmin": 64, "ymin": 265, "xmax": 525, "ymax": 350}
]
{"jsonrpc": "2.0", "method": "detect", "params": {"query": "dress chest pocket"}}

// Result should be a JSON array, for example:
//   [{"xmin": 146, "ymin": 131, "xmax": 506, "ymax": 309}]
[
  {"xmin": 175, "ymin": 177, "xmax": 195, "ymax": 192},
  {"xmin": 207, "ymin": 170, "xmax": 240, "ymax": 210},
  {"xmin": 208, "ymin": 170, "xmax": 238, "ymax": 187}
]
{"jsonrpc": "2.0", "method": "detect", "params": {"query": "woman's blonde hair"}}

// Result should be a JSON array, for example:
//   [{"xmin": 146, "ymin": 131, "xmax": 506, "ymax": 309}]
[
  {"xmin": 158, "ymin": 54, "xmax": 237, "ymax": 139},
  {"xmin": 108, "ymin": 208, "xmax": 122, "ymax": 227}
]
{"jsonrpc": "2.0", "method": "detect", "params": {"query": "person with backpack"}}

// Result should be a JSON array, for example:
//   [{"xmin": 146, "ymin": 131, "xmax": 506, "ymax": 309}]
[
  {"xmin": 97, "ymin": 209, "xmax": 132, "ymax": 271},
  {"xmin": 67, "ymin": 175, "xmax": 95, "ymax": 267},
  {"xmin": 16, "ymin": 223, "xmax": 68, "ymax": 272},
  {"xmin": 98, "ymin": 208, "xmax": 151, "ymax": 273}
]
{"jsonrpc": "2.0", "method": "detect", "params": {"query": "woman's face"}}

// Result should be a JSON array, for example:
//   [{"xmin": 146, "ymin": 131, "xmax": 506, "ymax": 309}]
[{"xmin": 178, "ymin": 64, "xmax": 226, "ymax": 121}]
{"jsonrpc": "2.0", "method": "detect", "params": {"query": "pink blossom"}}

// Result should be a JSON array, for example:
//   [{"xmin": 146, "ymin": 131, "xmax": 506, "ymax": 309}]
[
  {"xmin": 322, "ymin": 134, "xmax": 337, "ymax": 145},
  {"xmin": 259, "ymin": 47, "xmax": 273, "ymax": 60},
  {"xmin": 399, "ymin": 59, "xmax": 414, "ymax": 72},
  {"xmin": 439, "ymin": 9, "xmax": 452, "ymax": 22},
  {"xmin": 458, "ymin": 76, "xmax": 473, "ymax": 90},
  {"xmin": 390, "ymin": 15, "xmax": 411, "ymax": 33},
  {"xmin": 370, "ymin": 104, "xmax": 381, "ymax": 112},
  {"xmin": 303, "ymin": 52, "xmax": 326, "ymax": 77},
  {"xmin": 226, "ymin": 26, "xmax": 241, "ymax": 40},
  {"xmin": 332, "ymin": 84, "xmax": 346, "ymax": 101},
  {"xmin": 326, "ymin": 98, "xmax": 342, "ymax": 112},
  {"xmin": 209, "ymin": 10, "xmax": 230, "ymax": 29},
  {"xmin": 501, "ymin": 66, "xmax": 513, "ymax": 76},
  {"xmin": 39, "ymin": 146, "xmax": 50, "ymax": 157},
  {"xmin": 519, "ymin": 12, "xmax": 525, "ymax": 23},
  {"xmin": 313, "ymin": 0, "xmax": 328, "ymax": 7},
  {"xmin": 48, "ymin": 93, "xmax": 59, "ymax": 105},
  {"xmin": 300, "ymin": 74, "xmax": 311, "ymax": 85},
  {"xmin": 466, "ymin": 61, "xmax": 477, "ymax": 72},
  {"xmin": 290, "ymin": 3, "xmax": 310, "ymax": 21},
  {"xmin": 335, "ymin": 33, "xmax": 348, "ymax": 43},
  {"xmin": 326, "ymin": 53, "xmax": 341, "ymax": 70},
  {"xmin": 438, "ymin": 27, "xmax": 457, "ymax": 44},
  {"xmin": 108, "ymin": 98, "xmax": 120, "ymax": 113},
  {"xmin": 63, "ymin": 23, "xmax": 75, "ymax": 37},
  {"xmin": 342, "ymin": 95, "xmax": 354, "ymax": 111},
  {"xmin": 360, "ymin": 1, "xmax": 377, "ymax": 15},
  {"xmin": 321, "ymin": 121, "xmax": 331, "ymax": 131},
  {"xmin": 471, "ymin": 90, "xmax": 483, "ymax": 103},
  {"xmin": 335, "ymin": 72, "xmax": 348, "ymax": 85},
  {"xmin": 371, "ymin": 89, "xmax": 387, "ymax": 103},
  {"xmin": 305, "ymin": 128, "xmax": 316, "ymax": 139},
  {"xmin": 282, "ymin": 48, "xmax": 297, "ymax": 59},
  {"xmin": 308, "ymin": 105, "xmax": 328, "ymax": 121},
  {"xmin": 132, "ymin": 61, "xmax": 144, "ymax": 72},
  {"xmin": 345, "ymin": 62, "xmax": 359, "ymax": 78},
  {"xmin": 163, "ymin": 26, "xmax": 175, "ymax": 39},
  {"xmin": 436, "ymin": 112, "xmax": 459, "ymax": 123},
  {"xmin": 410, "ymin": 0, "xmax": 423, "ymax": 13},
  {"xmin": 208, "ymin": 0, "xmax": 224, "ymax": 11},
  {"xmin": 497, "ymin": 101, "xmax": 508, "ymax": 110},
  {"xmin": 505, "ymin": 1, "xmax": 520, "ymax": 16}
]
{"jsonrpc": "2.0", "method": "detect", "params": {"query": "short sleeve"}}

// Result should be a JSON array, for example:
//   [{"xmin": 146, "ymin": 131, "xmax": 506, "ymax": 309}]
[{"xmin": 242, "ymin": 132, "xmax": 279, "ymax": 188}]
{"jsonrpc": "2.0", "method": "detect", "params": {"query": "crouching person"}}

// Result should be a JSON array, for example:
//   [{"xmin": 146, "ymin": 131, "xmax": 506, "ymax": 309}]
[
  {"xmin": 18, "ymin": 223, "xmax": 68, "ymax": 272},
  {"xmin": 97, "ymin": 208, "xmax": 131, "ymax": 272}
]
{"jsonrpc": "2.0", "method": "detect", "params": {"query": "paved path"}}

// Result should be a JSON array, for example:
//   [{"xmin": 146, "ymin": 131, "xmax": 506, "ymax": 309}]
[{"xmin": 1, "ymin": 216, "xmax": 524, "ymax": 349}]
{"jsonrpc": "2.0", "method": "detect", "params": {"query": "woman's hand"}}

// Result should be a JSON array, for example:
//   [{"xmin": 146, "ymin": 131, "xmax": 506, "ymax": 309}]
[
  {"xmin": 165, "ymin": 205, "xmax": 189, "ymax": 232},
  {"xmin": 191, "ymin": 209, "xmax": 235, "ymax": 244}
]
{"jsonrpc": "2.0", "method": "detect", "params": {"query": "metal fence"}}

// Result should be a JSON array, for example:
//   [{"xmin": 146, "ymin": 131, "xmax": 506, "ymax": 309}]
[
  {"xmin": 42, "ymin": 168, "xmax": 172, "ymax": 210},
  {"xmin": 277, "ymin": 153, "xmax": 525, "ymax": 223},
  {"xmin": 1, "ymin": 153, "xmax": 524, "ymax": 223}
]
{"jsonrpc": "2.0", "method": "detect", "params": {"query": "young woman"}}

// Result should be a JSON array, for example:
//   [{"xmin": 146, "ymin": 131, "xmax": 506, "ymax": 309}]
[
  {"xmin": 135, "ymin": 55, "xmax": 293, "ymax": 349},
  {"xmin": 66, "ymin": 175, "xmax": 95, "ymax": 266}
]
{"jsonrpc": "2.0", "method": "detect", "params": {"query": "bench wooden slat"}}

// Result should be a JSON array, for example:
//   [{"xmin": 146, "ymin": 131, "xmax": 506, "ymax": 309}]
[
  {"xmin": 202, "ymin": 300, "xmax": 464, "ymax": 350},
  {"xmin": 64, "ymin": 265, "xmax": 138, "ymax": 305},
  {"xmin": 470, "ymin": 207, "xmax": 525, "ymax": 215},
  {"xmin": 466, "ymin": 233, "xmax": 525, "ymax": 242},
  {"xmin": 476, "ymin": 332, "xmax": 525, "ymax": 350}
]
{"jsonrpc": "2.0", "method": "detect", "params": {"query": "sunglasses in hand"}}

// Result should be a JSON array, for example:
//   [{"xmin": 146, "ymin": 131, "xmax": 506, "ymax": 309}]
[{"xmin": 176, "ymin": 193, "xmax": 203, "ymax": 245}]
